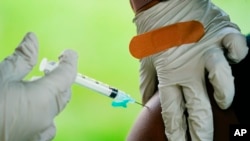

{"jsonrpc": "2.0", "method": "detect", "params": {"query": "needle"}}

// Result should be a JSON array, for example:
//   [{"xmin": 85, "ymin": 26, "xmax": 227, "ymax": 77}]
[{"xmin": 135, "ymin": 101, "xmax": 150, "ymax": 109}]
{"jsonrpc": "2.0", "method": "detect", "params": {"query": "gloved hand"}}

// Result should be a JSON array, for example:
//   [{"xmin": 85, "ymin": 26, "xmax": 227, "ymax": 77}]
[{"xmin": 0, "ymin": 32, "xmax": 78, "ymax": 141}]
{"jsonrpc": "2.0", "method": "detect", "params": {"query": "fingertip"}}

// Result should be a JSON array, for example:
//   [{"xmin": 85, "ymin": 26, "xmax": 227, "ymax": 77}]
[
  {"xmin": 26, "ymin": 32, "xmax": 36, "ymax": 38},
  {"xmin": 25, "ymin": 32, "xmax": 39, "ymax": 48},
  {"xmin": 16, "ymin": 32, "xmax": 39, "ymax": 66},
  {"xmin": 58, "ymin": 49, "xmax": 78, "ymax": 65},
  {"xmin": 60, "ymin": 49, "xmax": 78, "ymax": 58}
]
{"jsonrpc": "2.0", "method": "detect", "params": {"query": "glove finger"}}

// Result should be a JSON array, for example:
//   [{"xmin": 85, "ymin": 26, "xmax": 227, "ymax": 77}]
[
  {"xmin": 0, "ymin": 32, "xmax": 38, "ymax": 82},
  {"xmin": 44, "ymin": 49, "xmax": 78, "ymax": 92},
  {"xmin": 223, "ymin": 33, "xmax": 249, "ymax": 63},
  {"xmin": 205, "ymin": 48, "xmax": 234, "ymax": 109},
  {"xmin": 139, "ymin": 58, "xmax": 158, "ymax": 105}
]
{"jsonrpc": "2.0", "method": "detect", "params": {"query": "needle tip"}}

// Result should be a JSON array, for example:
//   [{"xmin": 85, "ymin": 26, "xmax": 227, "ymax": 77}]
[{"xmin": 135, "ymin": 101, "xmax": 150, "ymax": 109}]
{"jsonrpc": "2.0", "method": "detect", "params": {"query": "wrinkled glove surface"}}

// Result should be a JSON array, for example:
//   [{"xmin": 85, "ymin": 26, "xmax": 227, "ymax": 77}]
[{"xmin": 0, "ymin": 32, "xmax": 78, "ymax": 141}]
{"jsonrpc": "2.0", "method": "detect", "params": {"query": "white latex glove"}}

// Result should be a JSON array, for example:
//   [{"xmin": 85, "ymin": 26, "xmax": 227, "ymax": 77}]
[
  {"xmin": 135, "ymin": 1, "xmax": 249, "ymax": 109},
  {"xmin": 0, "ymin": 32, "xmax": 78, "ymax": 141}
]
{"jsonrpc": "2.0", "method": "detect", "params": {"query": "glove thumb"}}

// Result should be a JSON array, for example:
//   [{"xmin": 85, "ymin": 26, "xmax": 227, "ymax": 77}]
[
  {"xmin": 0, "ymin": 32, "xmax": 38, "ymax": 82},
  {"xmin": 34, "ymin": 49, "xmax": 78, "ymax": 113}
]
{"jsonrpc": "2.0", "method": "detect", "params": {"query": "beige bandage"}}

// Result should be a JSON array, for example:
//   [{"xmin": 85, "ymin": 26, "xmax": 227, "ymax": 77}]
[{"xmin": 129, "ymin": 21, "xmax": 205, "ymax": 59}]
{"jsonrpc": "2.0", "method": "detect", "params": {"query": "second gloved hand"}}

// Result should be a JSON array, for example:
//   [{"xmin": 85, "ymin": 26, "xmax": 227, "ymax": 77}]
[{"xmin": 0, "ymin": 32, "xmax": 78, "ymax": 141}]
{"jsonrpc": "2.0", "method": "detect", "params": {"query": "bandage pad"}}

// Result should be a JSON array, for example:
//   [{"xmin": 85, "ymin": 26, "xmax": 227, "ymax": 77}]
[{"xmin": 129, "ymin": 21, "xmax": 205, "ymax": 59}]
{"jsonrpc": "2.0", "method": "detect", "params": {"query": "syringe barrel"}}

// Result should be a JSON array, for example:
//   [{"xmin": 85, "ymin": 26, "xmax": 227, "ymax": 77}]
[
  {"xmin": 75, "ymin": 74, "xmax": 119, "ymax": 99},
  {"xmin": 39, "ymin": 58, "xmax": 126, "ymax": 100},
  {"xmin": 75, "ymin": 74, "xmax": 137, "ymax": 103}
]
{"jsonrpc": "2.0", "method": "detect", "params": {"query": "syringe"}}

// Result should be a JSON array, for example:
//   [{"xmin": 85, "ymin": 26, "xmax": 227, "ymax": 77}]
[{"xmin": 39, "ymin": 58, "xmax": 144, "ymax": 108}]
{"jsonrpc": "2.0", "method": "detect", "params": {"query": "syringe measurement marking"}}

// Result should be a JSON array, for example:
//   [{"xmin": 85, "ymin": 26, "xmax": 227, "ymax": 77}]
[{"xmin": 76, "ymin": 74, "xmax": 120, "ymax": 99}]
